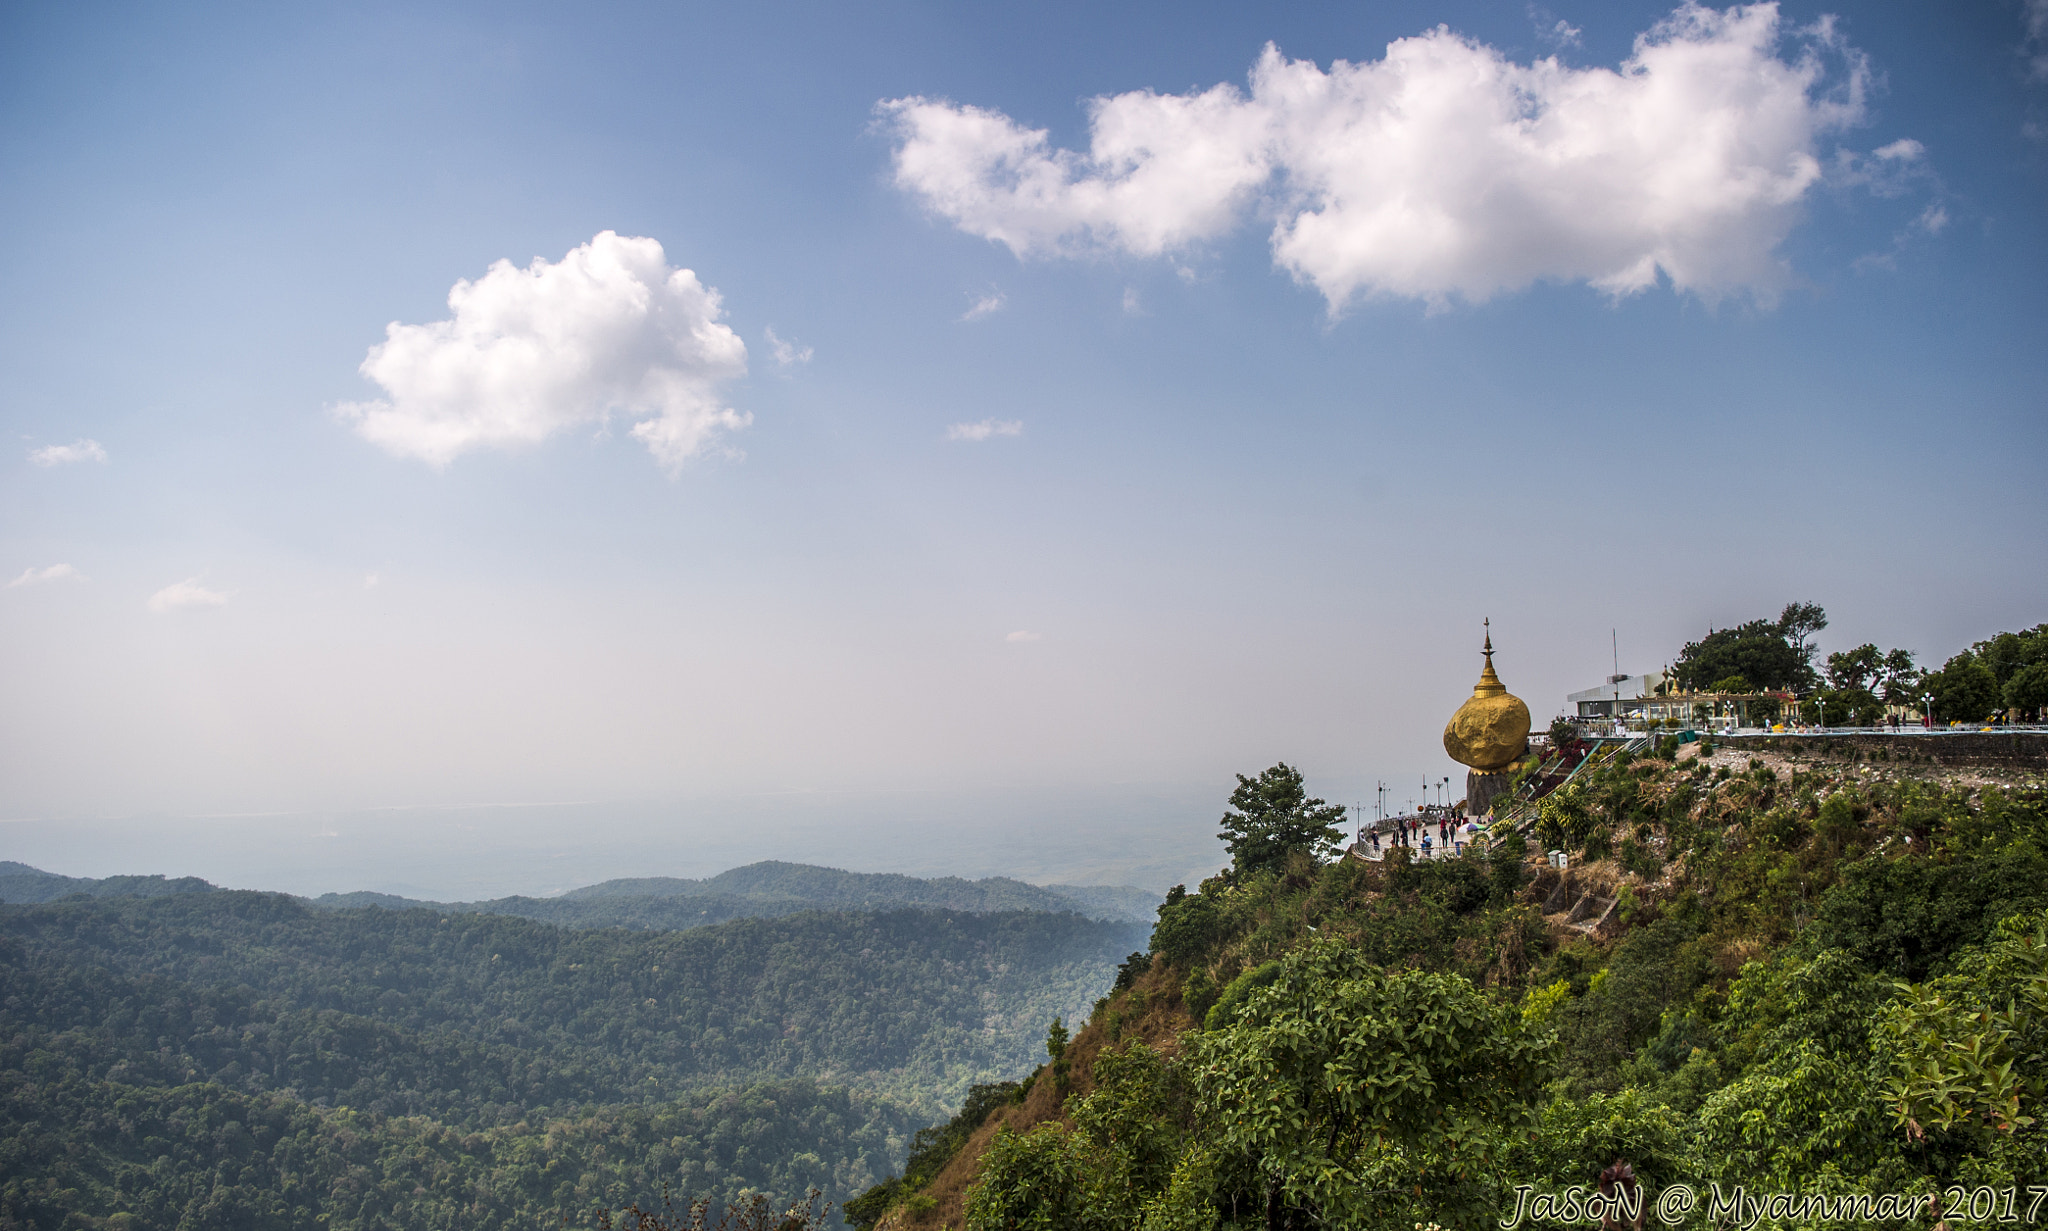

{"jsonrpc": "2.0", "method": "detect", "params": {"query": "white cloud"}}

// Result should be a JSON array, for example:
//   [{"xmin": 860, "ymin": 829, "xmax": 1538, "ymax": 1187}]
[
  {"xmin": 1873, "ymin": 138, "xmax": 1925, "ymax": 161},
  {"xmin": 9, "ymin": 564, "xmax": 84, "ymax": 588},
  {"xmin": 1121, "ymin": 286, "xmax": 1143, "ymax": 315},
  {"xmin": 764, "ymin": 327, "xmax": 813, "ymax": 366},
  {"xmin": 962, "ymin": 291, "xmax": 1006, "ymax": 320},
  {"xmin": 882, "ymin": 4, "xmax": 1879, "ymax": 309},
  {"xmin": 1005, "ymin": 630, "xmax": 1043, "ymax": 643},
  {"xmin": 147, "ymin": 579, "xmax": 228, "ymax": 613},
  {"xmin": 946, "ymin": 418, "xmax": 1024, "ymax": 442},
  {"xmin": 363, "ymin": 572, "xmax": 381, "ymax": 590},
  {"xmin": 1918, "ymin": 204, "xmax": 1949, "ymax": 235},
  {"xmin": 336, "ymin": 231, "xmax": 750, "ymax": 474},
  {"xmin": 29, "ymin": 439, "xmax": 107, "ymax": 467}
]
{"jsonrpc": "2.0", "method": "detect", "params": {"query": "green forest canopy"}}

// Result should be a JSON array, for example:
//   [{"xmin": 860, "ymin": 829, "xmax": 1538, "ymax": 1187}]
[{"xmin": 0, "ymin": 894, "xmax": 1144, "ymax": 1229}]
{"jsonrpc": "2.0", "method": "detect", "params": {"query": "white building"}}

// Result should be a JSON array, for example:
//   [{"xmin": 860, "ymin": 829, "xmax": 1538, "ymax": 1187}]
[{"xmin": 1566, "ymin": 672, "xmax": 1668, "ymax": 719}]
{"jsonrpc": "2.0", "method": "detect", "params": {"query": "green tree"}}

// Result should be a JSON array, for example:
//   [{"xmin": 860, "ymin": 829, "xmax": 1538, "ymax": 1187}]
[
  {"xmin": 1826, "ymin": 643, "xmax": 1883, "ymax": 692},
  {"xmin": 1881, "ymin": 911, "xmax": 2047, "ymax": 1143},
  {"xmin": 1047, "ymin": 1017, "xmax": 1071, "ymax": 1096},
  {"xmin": 1149, "ymin": 885, "xmax": 1221, "ymax": 968},
  {"xmin": 1779, "ymin": 601, "xmax": 1829, "ymax": 667},
  {"xmin": 1879, "ymin": 648, "xmax": 1922, "ymax": 707},
  {"xmin": 1930, "ymin": 653, "xmax": 2002, "ymax": 722},
  {"xmin": 1969, "ymin": 625, "xmax": 2048, "ymax": 688},
  {"xmin": 1179, "ymin": 938, "xmax": 1553, "ymax": 1228},
  {"xmin": 1673, "ymin": 618, "xmax": 1810, "ymax": 692},
  {"xmin": 2004, "ymin": 661, "xmax": 2048, "ymax": 723},
  {"xmin": 1216, "ymin": 763, "xmax": 1346, "ymax": 877},
  {"xmin": 963, "ymin": 1043, "xmax": 1186, "ymax": 1231}
]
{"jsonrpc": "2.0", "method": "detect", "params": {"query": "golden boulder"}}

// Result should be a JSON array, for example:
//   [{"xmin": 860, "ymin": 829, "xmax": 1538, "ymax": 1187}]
[{"xmin": 1443, "ymin": 627, "xmax": 1531, "ymax": 773}]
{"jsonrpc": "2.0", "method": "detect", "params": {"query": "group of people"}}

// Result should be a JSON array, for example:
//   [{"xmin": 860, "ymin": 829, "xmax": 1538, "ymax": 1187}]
[{"xmin": 1363, "ymin": 813, "xmax": 1465, "ymax": 860}]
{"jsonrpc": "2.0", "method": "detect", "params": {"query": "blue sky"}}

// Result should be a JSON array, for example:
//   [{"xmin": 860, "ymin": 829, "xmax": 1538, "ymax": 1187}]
[{"xmin": 3, "ymin": 0, "xmax": 2044, "ymax": 895}]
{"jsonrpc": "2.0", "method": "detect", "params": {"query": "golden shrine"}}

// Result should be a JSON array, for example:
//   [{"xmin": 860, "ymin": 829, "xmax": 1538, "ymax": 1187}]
[{"xmin": 1443, "ymin": 620, "xmax": 1531, "ymax": 814}]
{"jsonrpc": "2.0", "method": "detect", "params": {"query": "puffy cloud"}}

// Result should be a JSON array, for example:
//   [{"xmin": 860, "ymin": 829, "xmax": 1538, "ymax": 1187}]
[
  {"xmin": 29, "ymin": 439, "xmax": 107, "ymax": 467},
  {"xmin": 962, "ymin": 291, "xmax": 1006, "ymax": 320},
  {"xmin": 947, "ymin": 418, "xmax": 1024, "ymax": 442},
  {"xmin": 9, "ymin": 564, "xmax": 84, "ymax": 587},
  {"xmin": 882, "ymin": 4, "xmax": 1885, "ymax": 309},
  {"xmin": 764, "ymin": 327, "xmax": 813, "ymax": 366},
  {"xmin": 1005, "ymin": 630, "xmax": 1043, "ymax": 643},
  {"xmin": 337, "ymin": 232, "xmax": 749, "ymax": 473},
  {"xmin": 147, "ymin": 579, "xmax": 228, "ymax": 613}
]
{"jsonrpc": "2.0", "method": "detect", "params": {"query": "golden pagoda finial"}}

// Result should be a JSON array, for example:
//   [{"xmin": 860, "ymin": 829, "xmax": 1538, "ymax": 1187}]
[{"xmin": 1472, "ymin": 619, "xmax": 1505, "ymax": 697}]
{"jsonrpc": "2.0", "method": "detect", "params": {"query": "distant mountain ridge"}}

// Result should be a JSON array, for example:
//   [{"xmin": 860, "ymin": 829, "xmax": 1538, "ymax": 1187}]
[
  {"xmin": 0, "ymin": 860, "xmax": 213, "ymax": 904},
  {"xmin": 0, "ymin": 859, "xmax": 1161, "ymax": 928}
]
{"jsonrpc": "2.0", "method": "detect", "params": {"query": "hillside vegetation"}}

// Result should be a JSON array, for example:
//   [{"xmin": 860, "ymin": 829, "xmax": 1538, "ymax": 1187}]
[
  {"xmin": 0, "ymin": 895, "xmax": 1145, "ymax": 1228},
  {"xmin": 861, "ymin": 742, "xmax": 2048, "ymax": 1230}
]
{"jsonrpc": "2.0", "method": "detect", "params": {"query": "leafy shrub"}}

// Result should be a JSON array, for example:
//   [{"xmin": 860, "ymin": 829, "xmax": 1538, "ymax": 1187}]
[
  {"xmin": 1149, "ymin": 886, "xmax": 1221, "ymax": 968},
  {"xmin": 1202, "ymin": 961, "xmax": 1282, "ymax": 1032}
]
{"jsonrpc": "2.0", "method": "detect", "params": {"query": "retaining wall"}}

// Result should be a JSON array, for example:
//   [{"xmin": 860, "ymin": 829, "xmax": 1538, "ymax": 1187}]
[{"xmin": 1714, "ymin": 731, "xmax": 2048, "ymax": 770}]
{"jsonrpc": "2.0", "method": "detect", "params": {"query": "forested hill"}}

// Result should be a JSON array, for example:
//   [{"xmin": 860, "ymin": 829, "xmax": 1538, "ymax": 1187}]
[
  {"xmin": 312, "ymin": 861, "xmax": 1160, "ymax": 928},
  {"xmin": 0, "ymin": 860, "xmax": 213, "ymax": 904},
  {"xmin": 0, "ymin": 858, "xmax": 1160, "ymax": 927},
  {"xmin": 1, "ymin": 894, "xmax": 1143, "ymax": 1118},
  {"xmin": 854, "ymin": 745, "xmax": 2048, "ymax": 1231},
  {"xmin": 0, "ymin": 892, "xmax": 1146, "ymax": 1227}
]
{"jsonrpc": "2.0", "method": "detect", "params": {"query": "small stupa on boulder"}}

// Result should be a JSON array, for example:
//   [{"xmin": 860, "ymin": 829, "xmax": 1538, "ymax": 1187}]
[{"xmin": 1443, "ymin": 619, "xmax": 1532, "ymax": 816}]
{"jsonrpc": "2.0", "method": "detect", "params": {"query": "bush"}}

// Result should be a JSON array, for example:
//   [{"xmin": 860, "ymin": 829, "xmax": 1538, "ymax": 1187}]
[
  {"xmin": 1203, "ymin": 961, "xmax": 1283, "ymax": 1032},
  {"xmin": 1491, "ymin": 829, "xmax": 1529, "ymax": 900},
  {"xmin": 1149, "ymin": 886, "xmax": 1223, "ymax": 968}
]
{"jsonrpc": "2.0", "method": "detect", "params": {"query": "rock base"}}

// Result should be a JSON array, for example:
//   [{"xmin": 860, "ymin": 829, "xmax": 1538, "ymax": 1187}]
[{"xmin": 1466, "ymin": 769, "xmax": 1514, "ymax": 816}]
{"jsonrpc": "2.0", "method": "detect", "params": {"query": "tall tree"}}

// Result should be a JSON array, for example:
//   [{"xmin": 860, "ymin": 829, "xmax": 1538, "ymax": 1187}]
[
  {"xmin": 1826, "ymin": 644, "xmax": 1883, "ymax": 692},
  {"xmin": 1878, "ymin": 649, "xmax": 1922, "ymax": 706},
  {"xmin": 1216, "ymin": 763, "xmax": 1346, "ymax": 876},
  {"xmin": 1673, "ymin": 618, "xmax": 1809, "ymax": 692},
  {"xmin": 1778, "ymin": 601, "xmax": 1829, "ymax": 667},
  {"xmin": 1929, "ymin": 653, "xmax": 2002, "ymax": 723}
]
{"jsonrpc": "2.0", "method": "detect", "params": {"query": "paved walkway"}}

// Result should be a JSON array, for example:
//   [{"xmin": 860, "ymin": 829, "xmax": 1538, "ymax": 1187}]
[{"xmin": 1350, "ymin": 816, "xmax": 1483, "ymax": 863}]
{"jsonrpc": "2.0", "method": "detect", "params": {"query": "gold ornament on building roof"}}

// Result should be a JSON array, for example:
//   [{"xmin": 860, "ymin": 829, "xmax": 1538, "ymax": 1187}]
[{"xmin": 1443, "ymin": 619, "xmax": 1532, "ymax": 773}]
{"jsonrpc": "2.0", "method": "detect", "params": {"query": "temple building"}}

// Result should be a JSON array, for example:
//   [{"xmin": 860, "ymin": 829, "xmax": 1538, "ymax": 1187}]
[{"xmin": 1443, "ymin": 621, "xmax": 1532, "ymax": 815}]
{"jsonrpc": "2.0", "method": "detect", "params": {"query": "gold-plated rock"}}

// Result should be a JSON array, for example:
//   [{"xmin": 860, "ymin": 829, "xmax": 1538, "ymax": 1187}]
[{"xmin": 1443, "ymin": 622, "xmax": 1531, "ymax": 773}]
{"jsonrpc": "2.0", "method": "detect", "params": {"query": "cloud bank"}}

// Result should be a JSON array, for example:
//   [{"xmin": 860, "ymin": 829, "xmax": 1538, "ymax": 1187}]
[
  {"xmin": 338, "ymin": 232, "xmax": 749, "ymax": 472},
  {"xmin": 29, "ymin": 440, "xmax": 107, "ymax": 467},
  {"xmin": 147, "ymin": 579, "xmax": 228, "ymax": 613},
  {"xmin": 9, "ymin": 564, "xmax": 84, "ymax": 588},
  {"xmin": 881, "ymin": 4, "xmax": 1878, "ymax": 308}
]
